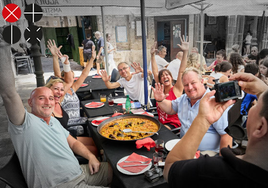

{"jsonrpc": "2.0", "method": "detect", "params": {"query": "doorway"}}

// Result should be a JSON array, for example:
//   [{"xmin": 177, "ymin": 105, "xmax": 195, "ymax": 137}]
[{"xmin": 155, "ymin": 16, "xmax": 188, "ymax": 62}]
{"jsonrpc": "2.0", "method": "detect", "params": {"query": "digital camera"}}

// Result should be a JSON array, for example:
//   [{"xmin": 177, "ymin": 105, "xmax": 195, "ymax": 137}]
[
  {"xmin": 144, "ymin": 167, "xmax": 163, "ymax": 183},
  {"xmin": 214, "ymin": 79, "xmax": 242, "ymax": 102}
]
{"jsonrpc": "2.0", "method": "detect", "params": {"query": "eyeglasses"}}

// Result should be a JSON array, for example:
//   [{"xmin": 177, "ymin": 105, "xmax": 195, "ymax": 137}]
[
  {"xmin": 118, "ymin": 67, "xmax": 129, "ymax": 72},
  {"xmin": 46, "ymin": 76, "xmax": 64, "ymax": 84}
]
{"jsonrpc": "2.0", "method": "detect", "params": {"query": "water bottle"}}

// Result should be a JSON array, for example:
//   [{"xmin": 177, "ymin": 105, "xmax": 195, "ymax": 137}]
[{"xmin": 125, "ymin": 95, "xmax": 131, "ymax": 114}]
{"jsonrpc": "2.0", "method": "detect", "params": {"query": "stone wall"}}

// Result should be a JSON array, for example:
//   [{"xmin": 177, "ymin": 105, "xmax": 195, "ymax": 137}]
[{"xmin": 97, "ymin": 15, "xmax": 155, "ymax": 67}]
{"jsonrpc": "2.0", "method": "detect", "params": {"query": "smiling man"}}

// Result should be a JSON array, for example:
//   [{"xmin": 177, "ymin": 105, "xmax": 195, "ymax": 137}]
[
  {"xmin": 100, "ymin": 62, "xmax": 151, "ymax": 105},
  {"xmin": 0, "ymin": 38, "xmax": 112, "ymax": 187},
  {"xmin": 152, "ymin": 67, "xmax": 232, "ymax": 153}
]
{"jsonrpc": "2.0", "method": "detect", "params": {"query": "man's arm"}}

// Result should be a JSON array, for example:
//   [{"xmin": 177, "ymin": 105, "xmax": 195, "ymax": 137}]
[
  {"xmin": 0, "ymin": 40, "xmax": 25, "ymax": 125},
  {"xmin": 67, "ymin": 135, "xmax": 100, "ymax": 175},
  {"xmin": 131, "ymin": 62, "xmax": 151, "ymax": 78},
  {"xmin": 97, "ymin": 46, "xmax": 103, "ymax": 60},
  {"xmin": 220, "ymin": 134, "xmax": 232, "ymax": 151},
  {"xmin": 163, "ymin": 90, "xmax": 235, "ymax": 182},
  {"xmin": 100, "ymin": 70, "xmax": 121, "ymax": 89}
]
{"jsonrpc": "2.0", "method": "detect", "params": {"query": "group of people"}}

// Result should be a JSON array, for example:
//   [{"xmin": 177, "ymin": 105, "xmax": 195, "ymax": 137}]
[
  {"xmin": 82, "ymin": 31, "xmax": 117, "ymax": 75},
  {"xmin": 1, "ymin": 26, "xmax": 268, "ymax": 187}
]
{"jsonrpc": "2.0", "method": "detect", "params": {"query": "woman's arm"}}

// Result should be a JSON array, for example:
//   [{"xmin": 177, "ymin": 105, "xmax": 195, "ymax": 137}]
[
  {"xmin": 173, "ymin": 35, "xmax": 189, "ymax": 96},
  {"xmin": 150, "ymin": 42, "xmax": 159, "ymax": 83},
  {"xmin": 72, "ymin": 50, "xmax": 96, "ymax": 92},
  {"xmin": 47, "ymin": 39, "xmax": 62, "ymax": 78}
]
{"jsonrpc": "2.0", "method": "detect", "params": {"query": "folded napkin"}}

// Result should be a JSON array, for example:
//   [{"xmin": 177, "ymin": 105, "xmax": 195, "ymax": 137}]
[
  {"xmin": 112, "ymin": 113, "xmax": 123, "ymax": 117},
  {"xmin": 85, "ymin": 102, "xmax": 104, "ymax": 108},
  {"xmin": 195, "ymin": 150, "xmax": 200, "ymax": 159},
  {"xmin": 142, "ymin": 111, "xmax": 154, "ymax": 117},
  {"xmin": 136, "ymin": 137, "xmax": 156, "ymax": 151},
  {"xmin": 118, "ymin": 152, "xmax": 151, "ymax": 173},
  {"xmin": 91, "ymin": 117, "xmax": 110, "ymax": 125},
  {"xmin": 80, "ymin": 83, "xmax": 88, "ymax": 87}
]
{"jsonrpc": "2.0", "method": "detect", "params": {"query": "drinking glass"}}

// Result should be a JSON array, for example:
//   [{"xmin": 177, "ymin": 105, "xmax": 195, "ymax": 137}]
[
  {"xmin": 100, "ymin": 94, "xmax": 106, "ymax": 102},
  {"xmin": 155, "ymin": 139, "xmax": 164, "ymax": 153},
  {"xmin": 108, "ymin": 96, "xmax": 114, "ymax": 106},
  {"xmin": 153, "ymin": 152, "xmax": 164, "ymax": 168}
]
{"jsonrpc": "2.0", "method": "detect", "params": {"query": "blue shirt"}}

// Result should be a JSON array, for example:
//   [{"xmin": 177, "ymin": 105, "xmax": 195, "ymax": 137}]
[
  {"xmin": 240, "ymin": 93, "xmax": 257, "ymax": 115},
  {"xmin": 172, "ymin": 88, "xmax": 229, "ymax": 152}
]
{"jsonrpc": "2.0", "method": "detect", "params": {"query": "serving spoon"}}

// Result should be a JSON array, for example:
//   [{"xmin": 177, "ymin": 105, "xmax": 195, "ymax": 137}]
[{"xmin": 122, "ymin": 129, "xmax": 158, "ymax": 135}]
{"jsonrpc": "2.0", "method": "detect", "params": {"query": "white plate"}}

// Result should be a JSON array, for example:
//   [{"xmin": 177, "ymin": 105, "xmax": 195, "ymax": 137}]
[
  {"xmin": 165, "ymin": 139, "xmax": 181, "ymax": 151},
  {"xmin": 134, "ymin": 111, "xmax": 154, "ymax": 117},
  {"xmin": 91, "ymin": 116, "xmax": 110, "ymax": 127},
  {"xmin": 116, "ymin": 155, "xmax": 152, "ymax": 175},
  {"xmin": 114, "ymin": 98, "xmax": 126, "ymax": 104},
  {"xmin": 85, "ymin": 102, "xmax": 104, "ymax": 109}
]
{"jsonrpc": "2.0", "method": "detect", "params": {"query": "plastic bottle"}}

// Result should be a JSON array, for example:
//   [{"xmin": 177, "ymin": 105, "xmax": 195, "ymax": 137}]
[{"xmin": 125, "ymin": 95, "xmax": 131, "ymax": 114}]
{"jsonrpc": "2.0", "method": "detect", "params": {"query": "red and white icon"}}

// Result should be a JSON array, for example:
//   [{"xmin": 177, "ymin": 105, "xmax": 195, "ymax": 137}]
[{"xmin": 2, "ymin": 3, "xmax": 21, "ymax": 23}]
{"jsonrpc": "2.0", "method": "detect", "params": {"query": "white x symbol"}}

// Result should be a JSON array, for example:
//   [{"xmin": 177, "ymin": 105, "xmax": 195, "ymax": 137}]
[{"xmin": 4, "ymin": 5, "xmax": 19, "ymax": 21}]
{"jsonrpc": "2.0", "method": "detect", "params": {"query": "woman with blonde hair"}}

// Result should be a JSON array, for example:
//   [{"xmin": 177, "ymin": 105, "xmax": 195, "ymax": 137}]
[{"xmin": 187, "ymin": 53, "xmax": 206, "ymax": 73}]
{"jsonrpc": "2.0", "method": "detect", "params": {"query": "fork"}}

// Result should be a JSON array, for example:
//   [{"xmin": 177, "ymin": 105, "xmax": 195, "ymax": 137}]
[{"xmin": 123, "ymin": 160, "xmax": 150, "ymax": 164}]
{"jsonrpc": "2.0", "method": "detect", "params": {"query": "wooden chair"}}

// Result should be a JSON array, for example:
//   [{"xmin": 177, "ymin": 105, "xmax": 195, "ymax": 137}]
[{"xmin": 0, "ymin": 152, "xmax": 28, "ymax": 188}]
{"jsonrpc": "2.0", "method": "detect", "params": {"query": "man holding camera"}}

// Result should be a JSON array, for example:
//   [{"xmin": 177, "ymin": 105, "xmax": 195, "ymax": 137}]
[
  {"xmin": 152, "ymin": 67, "xmax": 232, "ymax": 153},
  {"xmin": 163, "ymin": 72, "xmax": 268, "ymax": 187}
]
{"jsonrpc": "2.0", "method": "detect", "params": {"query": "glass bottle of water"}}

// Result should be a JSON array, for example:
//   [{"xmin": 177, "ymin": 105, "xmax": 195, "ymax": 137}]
[{"xmin": 125, "ymin": 95, "xmax": 131, "ymax": 114}]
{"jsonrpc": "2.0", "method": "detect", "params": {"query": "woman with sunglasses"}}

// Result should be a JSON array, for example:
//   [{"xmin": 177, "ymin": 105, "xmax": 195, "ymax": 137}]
[{"xmin": 150, "ymin": 35, "xmax": 189, "ymax": 130}]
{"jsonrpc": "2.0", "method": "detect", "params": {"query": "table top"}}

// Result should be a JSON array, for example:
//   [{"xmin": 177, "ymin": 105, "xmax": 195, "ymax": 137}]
[
  {"xmin": 81, "ymin": 99, "xmax": 123, "ymax": 118},
  {"xmin": 88, "ymin": 119, "xmax": 177, "ymax": 188},
  {"xmin": 76, "ymin": 76, "xmax": 109, "ymax": 93}
]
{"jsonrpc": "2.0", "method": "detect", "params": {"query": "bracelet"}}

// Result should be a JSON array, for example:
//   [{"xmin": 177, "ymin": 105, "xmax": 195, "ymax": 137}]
[
  {"xmin": 156, "ymin": 99, "xmax": 164, "ymax": 102},
  {"xmin": 60, "ymin": 57, "xmax": 71, "ymax": 72}
]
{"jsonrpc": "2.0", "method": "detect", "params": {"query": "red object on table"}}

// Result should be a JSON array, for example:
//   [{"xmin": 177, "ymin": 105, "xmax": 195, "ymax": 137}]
[
  {"xmin": 195, "ymin": 150, "xmax": 200, "ymax": 159},
  {"xmin": 136, "ymin": 137, "xmax": 156, "ymax": 151},
  {"xmin": 85, "ymin": 102, "xmax": 104, "ymax": 108},
  {"xmin": 118, "ymin": 152, "xmax": 152, "ymax": 173},
  {"xmin": 92, "ymin": 75, "xmax": 102, "ymax": 78},
  {"xmin": 112, "ymin": 113, "xmax": 123, "ymax": 117},
  {"xmin": 142, "ymin": 111, "xmax": 154, "ymax": 117},
  {"xmin": 91, "ymin": 117, "xmax": 110, "ymax": 125},
  {"xmin": 80, "ymin": 83, "xmax": 88, "ymax": 87}
]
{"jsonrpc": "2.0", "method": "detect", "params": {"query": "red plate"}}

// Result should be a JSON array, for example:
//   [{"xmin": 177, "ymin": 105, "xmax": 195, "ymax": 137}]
[
  {"xmin": 92, "ymin": 75, "xmax": 102, "ymax": 79},
  {"xmin": 85, "ymin": 102, "xmax": 104, "ymax": 108},
  {"xmin": 80, "ymin": 83, "xmax": 88, "ymax": 88}
]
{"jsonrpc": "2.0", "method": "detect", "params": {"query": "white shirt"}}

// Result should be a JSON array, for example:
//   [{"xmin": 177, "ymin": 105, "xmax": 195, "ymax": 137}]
[
  {"xmin": 150, "ymin": 55, "xmax": 169, "ymax": 72},
  {"xmin": 117, "ymin": 73, "xmax": 150, "ymax": 105},
  {"xmin": 167, "ymin": 58, "xmax": 181, "ymax": 80}
]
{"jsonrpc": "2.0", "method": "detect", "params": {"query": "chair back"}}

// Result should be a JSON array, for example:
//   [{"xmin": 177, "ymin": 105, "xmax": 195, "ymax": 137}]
[
  {"xmin": 110, "ymin": 69, "xmax": 120, "ymax": 82},
  {"xmin": 0, "ymin": 152, "xmax": 28, "ymax": 188}
]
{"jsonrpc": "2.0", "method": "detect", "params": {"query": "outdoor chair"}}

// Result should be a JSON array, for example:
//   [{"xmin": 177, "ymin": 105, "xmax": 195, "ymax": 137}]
[
  {"xmin": 0, "ymin": 152, "xmax": 28, "ymax": 188},
  {"xmin": 14, "ymin": 55, "xmax": 33, "ymax": 75}
]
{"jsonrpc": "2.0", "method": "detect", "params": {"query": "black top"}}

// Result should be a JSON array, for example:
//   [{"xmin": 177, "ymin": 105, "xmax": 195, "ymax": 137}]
[
  {"xmin": 82, "ymin": 39, "xmax": 94, "ymax": 53},
  {"xmin": 248, "ymin": 54, "xmax": 257, "ymax": 60},
  {"xmin": 168, "ymin": 147, "xmax": 268, "ymax": 188},
  {"xmin": 53, "ymin": 105, "xmax": 69, "ymax": 129}
]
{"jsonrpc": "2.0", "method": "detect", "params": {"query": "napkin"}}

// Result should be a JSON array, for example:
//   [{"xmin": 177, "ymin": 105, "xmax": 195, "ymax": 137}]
[
  {"xmin": 91, "ymin": 117, "xmax": 110, "ymax": 125},
  {"xmin": 142, "ymin": 111, "xmax": 154, "ymax": 117},
  {"xmin": 85, "ymin": 102, "xmax": 104, "ymax": 108},
  {"xmin": 112, "ymin": 113, "xmax": 123, "ymax": 117},
  {"xmin": 136, "ymin": 137, "xmax": 156, "ymax": 151},
  {"xmin": 195, "ymin": 150, "xmax": 200, "ymax": 159},
  {"xmin": 118, "ymin": 152, "xmax": 151, "ymax": 173},
  {"xmin": 74, "ymin": 77, "xmax": 79, "ymax": 80}
]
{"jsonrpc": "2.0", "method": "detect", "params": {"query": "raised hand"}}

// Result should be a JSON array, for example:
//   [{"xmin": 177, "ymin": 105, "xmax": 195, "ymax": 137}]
[
  {"xmin": 198, "ymin": 90, "xmax": 235, "ymax": 125},
  {"xmin": 100, "ymin": 70, "xmax": 111, "ymax": 82},
  {"xmin": 151, "ymin": 83, "xmax": 169, "ymax": 102},
  {"xmin": 47, "ymin": 39, "xmax": 62, "ymax": 56},
  {"xmin": 177, "ymin": 35, "xmax": 189, "ymax": 51},
  {"xmin": 131, "ymin": 62, "xmax": 143, "ymax": 75},
  {"xmin": 150, "ymin": 41, "xmax": 157, "ymax": 55}
]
